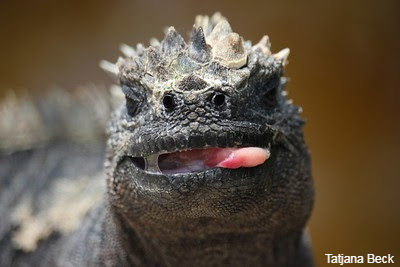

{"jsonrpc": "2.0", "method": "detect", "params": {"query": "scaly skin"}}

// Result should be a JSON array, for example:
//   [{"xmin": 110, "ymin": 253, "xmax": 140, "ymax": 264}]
[{"xmin": 0, "ymin": 13, "xmax": 314, "ymax": 266}]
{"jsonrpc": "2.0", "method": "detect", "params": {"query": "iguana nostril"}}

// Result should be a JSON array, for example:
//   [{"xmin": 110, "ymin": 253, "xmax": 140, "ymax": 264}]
[{"xmin": 163, "ymin": 94, "xmax": 176, "ymax": 110}]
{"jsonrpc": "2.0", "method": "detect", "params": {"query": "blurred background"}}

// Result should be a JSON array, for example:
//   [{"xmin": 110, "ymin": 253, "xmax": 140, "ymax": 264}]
[{"xmin": 1, "ymin": 0, "xmax": 399, "ymax": 265}]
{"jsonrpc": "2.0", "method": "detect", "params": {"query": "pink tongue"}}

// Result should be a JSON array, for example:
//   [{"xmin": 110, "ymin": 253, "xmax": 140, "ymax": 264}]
[
  {"xmin": 159, "ymin": 147, "xmax": 270, "ymax": 172},
  {"xmin": 207, "ymin": 147, "xmax": 270, "ymax": 169}
]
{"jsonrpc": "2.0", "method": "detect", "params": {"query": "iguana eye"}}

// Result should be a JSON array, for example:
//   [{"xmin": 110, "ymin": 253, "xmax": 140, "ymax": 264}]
[
  {"xmin": 125, "ymin": 96, "xmax": 140, "ymax": 117},
  {"xmin": 121, "ymin": 84, "xmax": 145, "ymax": 117},
  {"xmin": 211, "ymin": 93, "xmax": 226, "ymax": 106},
  {"xmin": 261, "ymin": 77, "xmax": 282, "ymax": 108},
  {"xmin": 263, "ymin": 87, "xmax": 277, "ymax": 107},
  {"xmin": 162, "ymin": 94, "xmax": 176, "ymax": 110}
]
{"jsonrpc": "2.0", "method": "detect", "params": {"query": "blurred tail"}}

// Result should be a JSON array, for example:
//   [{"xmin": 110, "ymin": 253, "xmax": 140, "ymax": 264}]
[{"xmin": 0, "ymin": 85, "xmax": 122, "ymax": 153}]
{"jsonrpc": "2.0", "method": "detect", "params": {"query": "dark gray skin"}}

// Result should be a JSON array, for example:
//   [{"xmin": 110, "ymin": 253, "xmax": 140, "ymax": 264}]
[{"xmin": 0, "ymin": 14, "xmax": 314, "ymax": 266}]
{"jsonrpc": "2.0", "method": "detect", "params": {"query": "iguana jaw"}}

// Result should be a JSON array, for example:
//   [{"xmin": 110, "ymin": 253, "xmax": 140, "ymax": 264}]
[{"xmin": 126, "ymin": 146, "xmax": 270, "ymax": 175}]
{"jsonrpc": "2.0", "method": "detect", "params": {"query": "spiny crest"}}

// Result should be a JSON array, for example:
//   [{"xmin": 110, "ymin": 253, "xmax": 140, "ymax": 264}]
[
  {"xmin": 200, "ymin": 14, "xmax": 247, "ymax": 68},
  {"xmin": 188, "ymin": 27, "xmax": 211, "ymax": 63},
  {"xmin": 161, "ymin": 27, "xmax": 186, "ymax": 56},
  {"xmin": 109, "ymin": 13, "xmax": 290, "ymax": 89}
]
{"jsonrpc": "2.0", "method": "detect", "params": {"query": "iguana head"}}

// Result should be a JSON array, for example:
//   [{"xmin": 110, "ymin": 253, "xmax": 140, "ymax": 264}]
[{"xmin": 106, "ymin": 13, "xmax": 313, "ymax": 237}]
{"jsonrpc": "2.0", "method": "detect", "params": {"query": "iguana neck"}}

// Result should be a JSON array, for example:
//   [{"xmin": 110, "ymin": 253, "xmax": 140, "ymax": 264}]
[
  {"xmin": 111, "ymin": 211, "xmax": 309, "ymax": 267},
  {"xmin": 142, "ymin": 233, "xmax": 303, "ymax": 266}
]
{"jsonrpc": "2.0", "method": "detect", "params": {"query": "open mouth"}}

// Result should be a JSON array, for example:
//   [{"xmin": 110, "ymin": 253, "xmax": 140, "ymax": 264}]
[{"xmin": 128, "ymin": 147, "xmax": 270, "ymax": 175}]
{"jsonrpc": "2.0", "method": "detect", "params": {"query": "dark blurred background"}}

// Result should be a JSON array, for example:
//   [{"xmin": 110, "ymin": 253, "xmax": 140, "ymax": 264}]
[{"xmin": 1, "ymin": 0, "xmax": 399, "ymax": 265}]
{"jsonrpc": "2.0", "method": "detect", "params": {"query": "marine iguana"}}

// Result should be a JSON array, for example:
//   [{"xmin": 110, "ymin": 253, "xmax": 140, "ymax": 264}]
[{"xmin": 0, "ymin": 13, "xmax": 314, "ymax": 266}]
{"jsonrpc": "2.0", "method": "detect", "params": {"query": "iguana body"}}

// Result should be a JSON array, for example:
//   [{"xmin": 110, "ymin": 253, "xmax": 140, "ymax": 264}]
[{"xmin": 0, "ymin": 13, "xmax": 314, "ymax": 266}]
